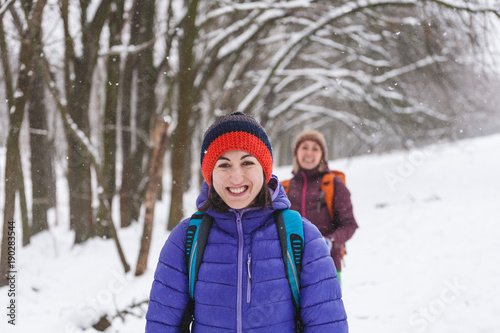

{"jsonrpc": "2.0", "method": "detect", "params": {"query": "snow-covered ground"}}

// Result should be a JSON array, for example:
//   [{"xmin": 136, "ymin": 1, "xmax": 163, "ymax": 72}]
[{"xmin": 1, "ymin": 133, "xmax": 500, "ymax": 333}]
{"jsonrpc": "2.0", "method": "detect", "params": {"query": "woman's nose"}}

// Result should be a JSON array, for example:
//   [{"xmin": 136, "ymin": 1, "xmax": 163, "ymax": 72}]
[{"xmin": 229, "ymin": 166, "xmax": 244, "ymax": 182}]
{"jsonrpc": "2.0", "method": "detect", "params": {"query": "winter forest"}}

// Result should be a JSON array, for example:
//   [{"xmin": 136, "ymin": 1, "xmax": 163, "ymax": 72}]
[{"xmin": 1, "ymin": 0, "xmax": 500, "ymax": 331}]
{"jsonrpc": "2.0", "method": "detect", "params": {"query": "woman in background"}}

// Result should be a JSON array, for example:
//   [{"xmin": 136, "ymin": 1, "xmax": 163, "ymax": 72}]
[{"xmin": 281, "ymin": 130, "xmax": 358, "ymax": 285}]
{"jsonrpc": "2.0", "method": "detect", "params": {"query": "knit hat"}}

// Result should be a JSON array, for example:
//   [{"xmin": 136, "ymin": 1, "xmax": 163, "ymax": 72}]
[
  {"xmin": 293, "ymin": 130, "xmax": 327, "ymax": 173},
  {"xmin": 201, "ymin": 112, "xmax": 273, "ymax": 186}
]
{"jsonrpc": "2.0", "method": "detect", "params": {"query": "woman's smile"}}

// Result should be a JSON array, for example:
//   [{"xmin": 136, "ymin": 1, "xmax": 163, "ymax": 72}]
[{"xmin": 227, "ymin": 185, "xmax": 248, "ymax": 195}]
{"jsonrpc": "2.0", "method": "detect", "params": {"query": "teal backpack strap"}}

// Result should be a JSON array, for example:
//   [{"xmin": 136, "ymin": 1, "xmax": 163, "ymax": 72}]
[
  {"xmin": 274, "ymin": 209, "xmax": 304, "ymax": 332},
  {"xmin": 185, "ymin": 212, "xmax": 214, "ymax": 299},
  {"xmin": 181, "ymin": 212, "xmax": 214, "ymax": 332}
]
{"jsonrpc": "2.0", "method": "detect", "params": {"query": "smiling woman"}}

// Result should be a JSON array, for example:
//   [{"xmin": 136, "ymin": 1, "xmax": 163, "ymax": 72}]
[
  {"xmin": 281, "ymin": 130, "xmax": 358, "ymax": 286},
  {"xmin": 145, "ymin": 112, "xmax": 348, "ymax": 333}
]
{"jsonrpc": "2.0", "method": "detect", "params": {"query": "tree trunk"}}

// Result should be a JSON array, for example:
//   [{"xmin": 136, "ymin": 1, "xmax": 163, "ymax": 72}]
[
  {"xmin": 66, "ymin": 61, "xmax": 94, "ymax": 243},
  {"xmin": 167, "ymin": 0, "xmax": 199, "ymax": 231},
  {"xmin": 120, "ymin": 0, "xmax": 156, "ymax": 228},
  {"xmin": 119, "ymin": 49, "xmax": 135, "ymax": 228},
  {"xmin": 0, "ymin": 10, "xmax": 17, "ymax": 286},
  {"xmin": 62, "ymin": 0, "xmax": 113, "ymax": 243},
  {"xmin": 0, "ymin": 0, "xmax": 47, "ymax": 285},
  {"xmin": 29, "ymin": 60, "xmax": 51, "ymax": 236},
  {"xmin": 135, "ymin": 118, "xmax": 169, "ymax": 276},
  {"xmin": 117, "ymin": 0, "xmax": 140, "ymax": 228},
  {"xmin": 17, "ymin": 151, "xmax": 31, "ymax": 246},
  {"xmin": 67, "ymin": 134, "xmax": 94, "ymax": 243},
  {"xmin": 96, "ymin": 1, "xmax": 124, "ymax": 238},
  {"xmin": 1, "ymin": 123, "xmax": 24, "ymax": 287},
  {"xmin": 119, "ymin": 67, "xmax": 135, "ymax": 228}
]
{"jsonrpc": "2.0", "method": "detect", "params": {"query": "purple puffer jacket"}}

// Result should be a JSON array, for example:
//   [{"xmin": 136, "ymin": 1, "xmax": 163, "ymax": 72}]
[
  {"xmin": 286, "ymin": 167, "xmax": 358, "ymax": 271},
  {"xmin": 145, "ymin": 175, "xmax": 348, "ymax": 332}
]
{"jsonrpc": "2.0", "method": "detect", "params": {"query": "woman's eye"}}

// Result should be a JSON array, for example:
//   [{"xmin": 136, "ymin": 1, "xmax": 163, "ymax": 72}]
[
  {"xmin": 217, "ymin": 163, "xmax": 230, "ymax": 168},
  {"xmin": 242, "ymin": 160, "xmax": 255, "ymax": 166}
]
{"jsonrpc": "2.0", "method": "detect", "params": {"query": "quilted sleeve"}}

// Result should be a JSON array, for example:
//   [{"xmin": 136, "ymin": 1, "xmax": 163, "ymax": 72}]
[
  {"xmin": 300, "ymin": 218, "xmax": 348, "ymax": 333},
  {"xmin": 145, "ymin": 219, "xmax": 190, "ymax": 332},
  {"xmin": 329, "ymin": 176, "xmax": 358, "ymax": 245}
]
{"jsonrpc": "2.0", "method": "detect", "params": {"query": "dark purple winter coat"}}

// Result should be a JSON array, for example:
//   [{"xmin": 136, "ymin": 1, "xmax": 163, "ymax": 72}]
[
  {"xmin": 145, "ymin": 175, "xmax": 348, "ymax": 332},
  {"xmin": 286, "ymin": 167, "xmax": 358, "ymax": 271}
]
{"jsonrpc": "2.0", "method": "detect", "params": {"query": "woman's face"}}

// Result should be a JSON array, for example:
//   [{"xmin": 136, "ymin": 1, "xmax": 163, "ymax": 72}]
[
  {"xmin": 296, "ymin": 140, "xmax": 323, "ymax": 170},
  {"xmin": 212, "ymin": 150, "xmax": 264, "ymax": 209}
]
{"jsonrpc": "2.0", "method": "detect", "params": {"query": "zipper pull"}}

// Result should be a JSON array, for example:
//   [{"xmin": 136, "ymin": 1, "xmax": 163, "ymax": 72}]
[{"xmin": 247, "ymin": 253, "xmax": 252, "ymax": 285}]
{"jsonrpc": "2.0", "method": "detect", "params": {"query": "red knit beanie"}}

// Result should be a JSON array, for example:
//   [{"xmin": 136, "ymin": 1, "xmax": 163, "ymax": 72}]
[{"xmin": 200, "ymin": 112, "xmax": 273, "ymax": 186}]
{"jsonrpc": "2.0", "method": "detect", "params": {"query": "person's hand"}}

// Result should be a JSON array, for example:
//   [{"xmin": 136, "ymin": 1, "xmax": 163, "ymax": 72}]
[{"xmin": 323, "ymin": 236, "xmax": 332, "ymax": 251}]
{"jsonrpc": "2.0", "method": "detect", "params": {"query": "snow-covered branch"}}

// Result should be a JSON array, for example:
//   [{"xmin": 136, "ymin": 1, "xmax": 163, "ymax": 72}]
[
  {"xmin": 237, "ymin": 0, "xmax": 419, "ymax": 113},
  {"xmin": 199, "ymin": 0, "xmax": 312, "ymax": 27},
  {"xmin": 372, "ymin": 55, "xmax": 448, "ymax": 84},
  {"xmin": 269, "ymin": 82, "xmax": 324, "ymax": 118},
  {"xmin": 0, "ymin": 0, "xmax": 15, "ymax": 17},
  {"xmin": 429, "ymin": 0, "xmax": 500, "ymax": 18}
]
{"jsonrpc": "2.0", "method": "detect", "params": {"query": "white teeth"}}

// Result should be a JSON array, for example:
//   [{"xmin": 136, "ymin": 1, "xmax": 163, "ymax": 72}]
[{"xmin": 229, "ymin": 186, "xmax": 246, "ymax": 194}]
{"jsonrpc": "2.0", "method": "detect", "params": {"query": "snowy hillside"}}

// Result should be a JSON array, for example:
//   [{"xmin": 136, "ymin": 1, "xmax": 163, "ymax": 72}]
[
  {"xmin": 1, "ymin": 133, "xmax": 500, "ymax": 333},
  {"xmin": 320, "ymin": 134, "xmax": 500, "ymax": 333}
]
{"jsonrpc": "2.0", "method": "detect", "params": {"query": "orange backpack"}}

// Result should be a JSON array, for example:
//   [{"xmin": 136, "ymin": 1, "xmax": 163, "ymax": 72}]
[{"xmin": 281, "ymin": 170, "xmax": 346, "ymax": 221}]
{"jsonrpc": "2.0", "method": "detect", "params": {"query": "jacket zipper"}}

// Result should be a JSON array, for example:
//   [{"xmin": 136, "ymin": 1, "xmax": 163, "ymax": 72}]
[
  {"xmin": 236, "ymin": 210, "xmax": 244, "ymax": 333},
  {"xmin": 247, "ymin": 253, "xmax": 252, "ymax": 303},
  {"xmin": 301, "ymin": 172, "xmax": 308, "ymax": 218}
]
